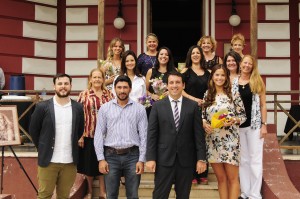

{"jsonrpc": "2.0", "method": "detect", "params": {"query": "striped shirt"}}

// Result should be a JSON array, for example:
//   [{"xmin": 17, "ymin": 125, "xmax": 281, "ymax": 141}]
[
  {"xmin": 94, "ymin": 98, "xmax": 148, "ymax": 162},
  {"xmin": 78, "ymin": 89, "xmax": 113, "ymax": 138}
]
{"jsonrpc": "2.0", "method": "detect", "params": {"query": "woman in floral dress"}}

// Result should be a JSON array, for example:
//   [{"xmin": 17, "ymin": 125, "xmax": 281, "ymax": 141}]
[
  {"xmin": 202, "ymin": 64, "xmax": 246, "ymax": 199},
  {"xmin": 102, "ymin": 37, "xmax": 125, "ymax": 90}
]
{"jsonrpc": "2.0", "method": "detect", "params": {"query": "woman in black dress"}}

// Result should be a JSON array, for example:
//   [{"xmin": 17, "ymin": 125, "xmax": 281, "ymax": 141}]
[
  {"xmin": 145, "ymin": 46, "xmax": 176, "ymax": 101},
  {"xmin": 181, "ymin": 45, "xmax": 210, "ymax": 184}
]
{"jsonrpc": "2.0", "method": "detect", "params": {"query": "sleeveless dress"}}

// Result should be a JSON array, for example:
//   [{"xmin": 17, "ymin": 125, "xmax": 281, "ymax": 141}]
[
  {"xmin": 182, "ymin": 68, "xmax": 210, "ymax": 99},
  {"xmin": 137, "ymin": 53, "xmax": 157, "ymax": 76},
  {"xmin": 102, "ymin": 60, "xmax": 121, "ymax": 90},
  {"xmin": 203, "ymin": 55, "xmax": 220, "ymax": 70}
]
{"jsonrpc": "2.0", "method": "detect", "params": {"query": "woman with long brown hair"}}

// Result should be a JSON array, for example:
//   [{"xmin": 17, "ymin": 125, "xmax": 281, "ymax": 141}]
[{"xmin": 202, "ymin": 64, "xmax": 246, "ymax": 199}]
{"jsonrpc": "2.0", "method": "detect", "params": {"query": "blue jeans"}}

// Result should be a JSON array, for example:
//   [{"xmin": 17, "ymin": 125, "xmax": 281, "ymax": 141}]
[{"xmin": 104, "ymin": 147, "xmax": 141, "ymax": 199}]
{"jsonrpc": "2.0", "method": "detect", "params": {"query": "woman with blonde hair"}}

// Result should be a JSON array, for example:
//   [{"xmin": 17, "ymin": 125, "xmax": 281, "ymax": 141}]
[
  {"xmin": 102, "ymin": 37, "xmax": 125, "ymax": 90},
  {"xmin": 77, "ymin": 68, "xmax": 113, "ymax": 199},
  {"xmin": 231, "ymin": 33, "xmax": 245, "ymax": 58},
  {"xmin": 137, "ymin": 33, "xmax": 159, "ymax": 76},
  {"xmin": 232, "ymin": 55, "xmax": 267, "ymax": 199},
  {"xmin": 197, "ymin": 35, "xmax": 223, "ymax": 70}
]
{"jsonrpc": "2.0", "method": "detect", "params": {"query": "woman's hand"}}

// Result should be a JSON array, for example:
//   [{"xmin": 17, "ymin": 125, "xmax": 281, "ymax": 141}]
[
  {"xmin": 203, "ymin": 120, "xmax": 213, "ymax": 134},
  {"xmin": 194, "ymin": 98, "xmax": 203, "ymax": 106},
  {"xmin": 162, "ymin": 91, "xmax": 169, "ymax": 97},
  {"xmin": 78, "ymin": 137, "xmax": 84, "ymax": 148},
  {"xmin": 223, "ymin": 118, "xmax": 236, "ymax": 127},
  {"xmin": 106, "ymin": 75, "xmax": 116, "ymax": 85},
  {"xmin": 151, "ymin": 93, "xmax": 160, "ymax": 101},
  {"xmin": 260, "ymin": 124, "xmax": 268, "ymax": 139}
]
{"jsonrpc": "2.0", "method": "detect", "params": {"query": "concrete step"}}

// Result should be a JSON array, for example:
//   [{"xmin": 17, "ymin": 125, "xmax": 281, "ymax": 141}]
[
  {"xmin": 141, "ymin": 168, "xmax": 217, "ymax": 182},
  {"xmin": 92, "ymin": 180, "xmax": 219, "ymax": 198}
]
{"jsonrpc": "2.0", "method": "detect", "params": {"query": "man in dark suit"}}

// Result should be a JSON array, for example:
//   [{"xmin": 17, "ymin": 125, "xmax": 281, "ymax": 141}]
[
  {"xmin": 146, "ymin": 71, "xmax": 207, "ymax": 199},
  {"xmin": 29, "ymin": 73, "xmax": 84, "ymax": 199}
]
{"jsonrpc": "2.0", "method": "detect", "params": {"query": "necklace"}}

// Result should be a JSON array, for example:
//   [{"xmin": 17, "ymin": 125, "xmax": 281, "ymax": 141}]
[{"xmin": 148, "ymin": 55, "xmax": 156, "ymax": 67}]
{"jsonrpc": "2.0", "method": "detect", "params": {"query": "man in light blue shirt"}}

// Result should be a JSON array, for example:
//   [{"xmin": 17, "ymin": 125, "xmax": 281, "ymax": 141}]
[{"xmin": 94, "ymin": 75, "xmax": 148, "ymax": 199}]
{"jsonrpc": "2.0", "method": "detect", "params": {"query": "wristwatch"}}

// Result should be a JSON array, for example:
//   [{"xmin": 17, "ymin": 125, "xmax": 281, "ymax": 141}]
[{"xmin": 261, "ymin": 122, "xmax": 267, "ymax": 125}]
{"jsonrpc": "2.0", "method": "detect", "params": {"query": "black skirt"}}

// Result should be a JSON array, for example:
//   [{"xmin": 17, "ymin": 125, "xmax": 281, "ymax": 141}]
[{"xmin": 77, "ymin": 137, "xmax": 102, "ymax": 176}]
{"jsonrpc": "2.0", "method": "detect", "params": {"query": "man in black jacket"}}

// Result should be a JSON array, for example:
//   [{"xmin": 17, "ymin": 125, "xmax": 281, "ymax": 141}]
[
  {"xmin": 29, "ymin": 74, "xmax": 84, "ymax": 199},
  {"xmin": 146, "ymin": 71, "xmax": 207, "ymax": 199}
]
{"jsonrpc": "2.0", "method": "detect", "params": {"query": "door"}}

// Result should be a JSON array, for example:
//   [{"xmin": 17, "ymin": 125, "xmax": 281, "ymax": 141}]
[{"xmin": 150, "ymin": 0, "xmax": 203, "ymax": 66}]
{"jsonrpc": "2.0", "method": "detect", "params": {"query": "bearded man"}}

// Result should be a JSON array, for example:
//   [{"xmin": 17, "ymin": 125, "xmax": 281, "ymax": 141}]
[
  {"xmin": 29, "ymin": 73, "xmax": 84, "ymax": 199},
  {"xmin": 94, "ymin": 75, "xmax": 148, "ymax": 199}
]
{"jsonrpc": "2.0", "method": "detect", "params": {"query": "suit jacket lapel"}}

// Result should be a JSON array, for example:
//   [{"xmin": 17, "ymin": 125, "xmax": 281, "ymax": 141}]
[
  {"xmin": 163, "ymin": 98, "xmax": 176, "ymax": 130},
  {"xmin": 71, "ymin": 100, "xmax": 76, "ymax": 139},
  {"xmin": 49, "ymin": 98, "xmax": 56, "ymax": 131}
]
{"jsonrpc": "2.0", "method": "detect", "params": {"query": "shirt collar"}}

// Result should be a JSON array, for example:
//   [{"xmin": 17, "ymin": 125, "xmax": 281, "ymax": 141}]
[
  {"xmin": 112, "ymin": 98, "xmax": 134, "ymax": 107},
  {"xmin": 168, "ymin": 95, "xmax": 183, "ymax": 103},
  {"xmin": 53, "ymin": 96, "xmax": 72, "ymax": 107}
]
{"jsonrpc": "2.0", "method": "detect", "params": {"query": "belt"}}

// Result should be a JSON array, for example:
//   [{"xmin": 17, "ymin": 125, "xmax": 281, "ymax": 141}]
[{"xmin": 104, "ymin": 146, "xmax": 138, "ymax": 155}]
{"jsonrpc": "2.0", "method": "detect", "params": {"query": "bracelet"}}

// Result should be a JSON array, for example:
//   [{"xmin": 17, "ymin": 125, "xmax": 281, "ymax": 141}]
[
  {"xmin": 198, "ymin": 160, "xmax": 207, "ymax": 163},
  {"xmin": 235, "ymin": 117, "xmax": 240, "ymax": 125}
]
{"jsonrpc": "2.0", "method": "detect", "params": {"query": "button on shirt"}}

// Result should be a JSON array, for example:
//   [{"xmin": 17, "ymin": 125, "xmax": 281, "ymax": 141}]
[
  {"xmin": 168, "ymin": 96, "xmax": 183, "ymax": 118},
  {"xmin": 50, "ymin": 97, "xmax": 73, "ymax": 163},
  {"xmin": 94, "ymin": 99, "xmax": 148, "ymax": 162}
]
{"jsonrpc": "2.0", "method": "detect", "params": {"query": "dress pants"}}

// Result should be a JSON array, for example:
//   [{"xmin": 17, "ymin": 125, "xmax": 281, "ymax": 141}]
[
  {"xmin": 153, "ymin": 156, "xmax": 195, "ymax": 199},
  {"xmin": 37, "ymin": 163, "xmax": 77, "ymax": 199},
  {"xmin": 239, "ymin": 127, "xmax": 264, "ymax": 199}
]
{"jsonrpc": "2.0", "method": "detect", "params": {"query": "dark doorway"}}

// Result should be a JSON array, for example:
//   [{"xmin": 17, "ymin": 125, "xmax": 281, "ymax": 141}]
[{"xmin": 151, "ymin": 0, "xmax": 202, "ymax": 67}]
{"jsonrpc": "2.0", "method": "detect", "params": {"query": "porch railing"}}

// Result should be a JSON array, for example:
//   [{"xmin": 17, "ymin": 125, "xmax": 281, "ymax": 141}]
[
  {"xmin": 1, "ymin": 90, "xmax": 300, "ymax": 149},
  {"xmin": 267, "ymin": 90, "xmax": 300, "ymax": 149}
]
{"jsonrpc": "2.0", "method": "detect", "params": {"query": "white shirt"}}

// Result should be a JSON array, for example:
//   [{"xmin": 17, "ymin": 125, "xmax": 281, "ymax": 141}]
[
  {"xmin": 112, "ymin": 75, "xmax": 147, "ymax": 102},
  {"xmin": 51, "ymin": 97, "xmax": 73, "ymax": 163},
  {"xmin": 168, "ymin": 96, "xmax": 183, "ymax": 118}
]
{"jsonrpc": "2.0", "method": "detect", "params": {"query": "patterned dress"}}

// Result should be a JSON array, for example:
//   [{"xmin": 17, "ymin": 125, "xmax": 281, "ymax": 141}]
[
  {"xmin": 102, "ymin": 60, "xmax": 121, "ymax": 90},
  {"xmin": 203, "ymin": 55, "xmax": 221, "ymax": 70},
  {"xmin": 203, "ymin": 90, "xmax": 246, "ymax": 166},
  {"xmin": 137, "ymin": 53, "xmax": 157, "ymax": 76},
  {"xmin": 77, "ymin": 89, "xmax": 113, "ymax": 176}
]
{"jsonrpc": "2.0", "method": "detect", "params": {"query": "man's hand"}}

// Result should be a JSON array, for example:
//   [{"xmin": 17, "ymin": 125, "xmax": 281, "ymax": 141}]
[
  {"xmin": 196, "ymin": 161, "xmax": 207, "ymax": 174},
  {"xmin": 99, "ymin": 160, "xmax": 109, "ymax": 174},
  {"xmin": 136, "ymin": 161, "xmax": 144, "ymax": 174},
  {"xmin": 146, "ymin": 161, "xmax": 156, "ymax": 172}
]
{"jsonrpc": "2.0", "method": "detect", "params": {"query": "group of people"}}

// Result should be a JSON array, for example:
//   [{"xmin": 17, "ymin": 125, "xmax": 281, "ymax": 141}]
[{"xmin": 29, "ymin": 32, "xmax": 267, "ymax": 199}]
